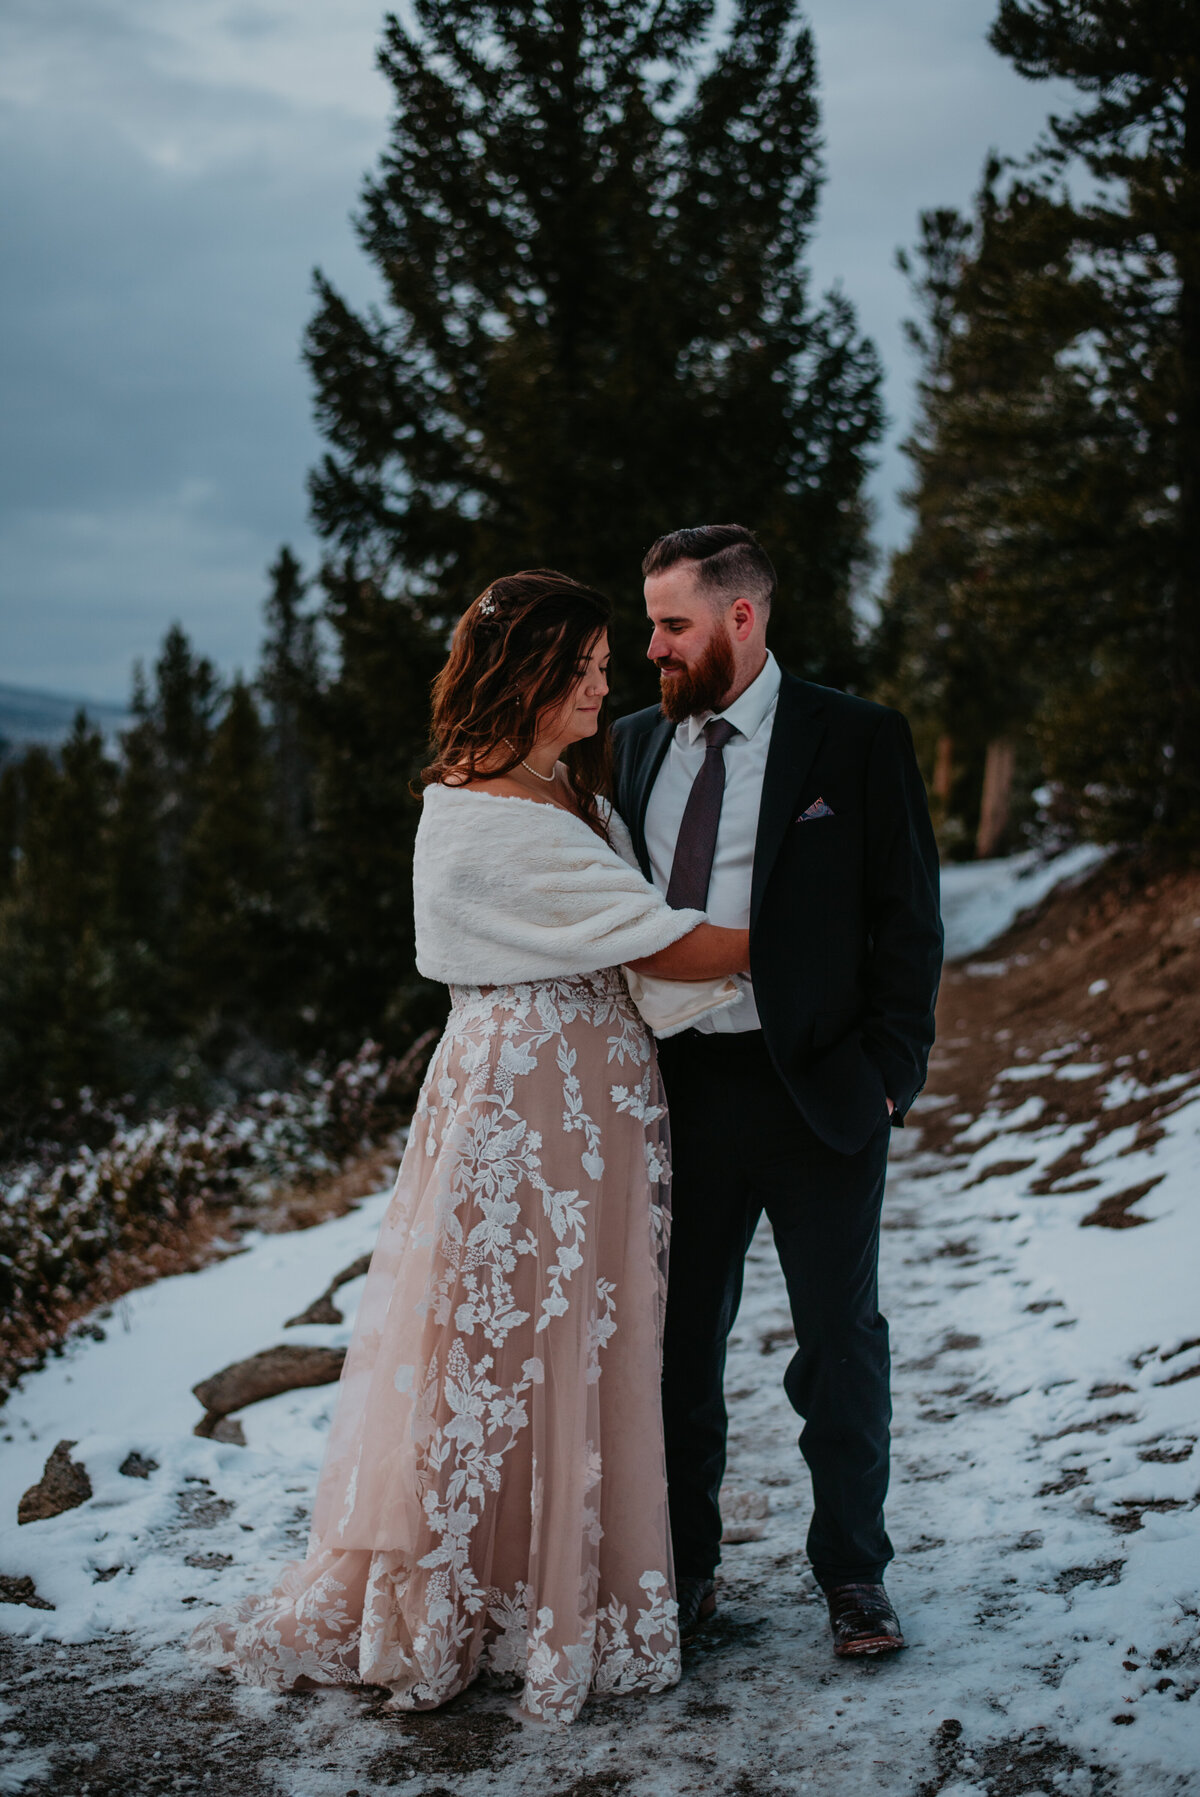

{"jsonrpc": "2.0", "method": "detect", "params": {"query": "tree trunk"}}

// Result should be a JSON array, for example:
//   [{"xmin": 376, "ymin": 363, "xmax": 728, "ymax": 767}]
[
  {"xmin": 932, "ymin": 733, "xmax": 954, "ymax": 808},
  {"xmin": 976, "ymin": 736, "xmax": 1016, "ymax": 859}
]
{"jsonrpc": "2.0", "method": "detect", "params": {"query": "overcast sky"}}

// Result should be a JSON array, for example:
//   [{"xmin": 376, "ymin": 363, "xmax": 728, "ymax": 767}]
[{"xmin": 0, "ymin": 1, "xmax": 1073, "ymax": 703}]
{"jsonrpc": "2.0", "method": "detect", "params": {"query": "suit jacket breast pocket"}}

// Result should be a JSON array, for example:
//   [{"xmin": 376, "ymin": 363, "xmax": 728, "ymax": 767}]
[
  {"xmin": 793, "ymin": 809, "xmax": 844, "ymax": 848},
  {"xmin": 790, "ymin": 807, "xmax": 862, "ymax": 892}
]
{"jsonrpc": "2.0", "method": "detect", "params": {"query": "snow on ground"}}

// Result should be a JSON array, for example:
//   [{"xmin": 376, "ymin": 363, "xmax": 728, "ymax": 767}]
[
  {"xmin": 2, "ymin": 1059, "xmax": 1197, "ymax": 1795},
  {"xmin": 0, "ymin": 1190, "xmax": 396, "ymax": 1656},
  {"xmin": 1, "ymin": 848, "xmax": 1197, "ymax": 1795},
  {"xmin": 940, "ymin": 846, "xmax": 1109, "ymax": 962}
]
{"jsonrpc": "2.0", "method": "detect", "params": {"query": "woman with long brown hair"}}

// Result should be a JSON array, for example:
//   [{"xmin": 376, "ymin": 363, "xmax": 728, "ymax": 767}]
[{"xmin": 191, "ymin": 571, "xmax": 748, "ymax": 1721}]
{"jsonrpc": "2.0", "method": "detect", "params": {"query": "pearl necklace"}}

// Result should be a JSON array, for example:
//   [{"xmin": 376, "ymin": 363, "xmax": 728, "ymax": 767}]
[{"xmin": 504, "ymin": 738, "xmax": 557, "ymax": 783}]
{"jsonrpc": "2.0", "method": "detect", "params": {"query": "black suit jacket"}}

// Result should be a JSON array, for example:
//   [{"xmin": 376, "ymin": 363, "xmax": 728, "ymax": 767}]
[{"xmin": 611, "ymin": 672, "xmax": 944, "ymax": 1156}]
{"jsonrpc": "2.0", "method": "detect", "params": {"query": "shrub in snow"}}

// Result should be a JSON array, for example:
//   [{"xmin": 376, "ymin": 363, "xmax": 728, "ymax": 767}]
[{"xmin": 0, "ymin": 1040, "xmax": 420, "ymax": 1364}]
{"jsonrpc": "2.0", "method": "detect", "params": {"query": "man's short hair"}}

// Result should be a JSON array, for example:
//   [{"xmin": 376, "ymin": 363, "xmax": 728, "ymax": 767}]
[{"xmin": 642, "ymin": 523, "xmax": 776, "ymax": 611}]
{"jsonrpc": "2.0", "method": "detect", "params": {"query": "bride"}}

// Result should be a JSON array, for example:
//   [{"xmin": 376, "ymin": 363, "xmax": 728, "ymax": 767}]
[{"xmin": 190, "ymin": 570, "xmax": 749, "ymax": 1722}]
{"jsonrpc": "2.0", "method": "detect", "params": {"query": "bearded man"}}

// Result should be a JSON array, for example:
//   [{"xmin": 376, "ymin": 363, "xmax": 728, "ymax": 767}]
[{"xmin": 611, "ymin": 523, "xmax": 943, "ymax": 1659}]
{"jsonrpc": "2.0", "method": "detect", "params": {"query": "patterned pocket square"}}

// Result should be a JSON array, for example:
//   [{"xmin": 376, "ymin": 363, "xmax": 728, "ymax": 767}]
[{"xmin": 797, "ymin": 797, "xmax": 835, "ymax": 822}]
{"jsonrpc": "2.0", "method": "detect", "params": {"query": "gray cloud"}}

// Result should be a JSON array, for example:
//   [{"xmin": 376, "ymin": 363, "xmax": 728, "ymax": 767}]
[
  {"xmin": 0, "ymin": 0, "xmax": 389, "ymax": 699},
  {"xmin": 0, "ymin": 0, "xmax": 1075, "ymax": 699},
  {"xmin": 804, "ymin": 0, "xmax": 1077, "ymax": 562}
]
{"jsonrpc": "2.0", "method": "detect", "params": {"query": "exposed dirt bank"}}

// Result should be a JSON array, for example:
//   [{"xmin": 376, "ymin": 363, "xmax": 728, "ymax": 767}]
[{"xmin": 924, "ymin": 853, "xmax": 1200, "ymax": 1155}]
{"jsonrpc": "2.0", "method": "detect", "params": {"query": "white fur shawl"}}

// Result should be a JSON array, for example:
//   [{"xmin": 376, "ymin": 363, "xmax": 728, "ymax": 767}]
[{"xmin": 413, "ymin": 785, "xmax": 741, "ymax": 1036}]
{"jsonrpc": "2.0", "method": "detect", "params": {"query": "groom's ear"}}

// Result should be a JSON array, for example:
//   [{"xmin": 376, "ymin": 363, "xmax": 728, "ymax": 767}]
[{"xmin": 730, "ymin": 598, "xmax": 757, "ymax": 641}]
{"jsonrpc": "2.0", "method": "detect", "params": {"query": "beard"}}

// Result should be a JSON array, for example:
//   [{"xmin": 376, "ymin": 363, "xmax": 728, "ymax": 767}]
[{"xmin": 657, "ymin": 627, "xmax": 736, "ymax": 724}]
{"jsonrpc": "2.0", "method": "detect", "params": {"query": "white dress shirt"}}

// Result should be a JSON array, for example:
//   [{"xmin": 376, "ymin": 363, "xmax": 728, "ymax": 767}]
[{"xmin": 642, "ymin": 650, "xmax": 781, "ymax": 1033}]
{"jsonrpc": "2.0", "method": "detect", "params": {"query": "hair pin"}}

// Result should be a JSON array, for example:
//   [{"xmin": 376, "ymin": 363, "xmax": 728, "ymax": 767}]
[{"xmin": 478, "ymin": 588, "xmax": 497, "ymax": 616}]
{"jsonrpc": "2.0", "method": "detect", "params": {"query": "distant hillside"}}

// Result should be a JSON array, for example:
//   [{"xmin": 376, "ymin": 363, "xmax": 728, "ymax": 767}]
[{"xmin": 0, "ymin": 682, "xmax": 130, "ymax": 756}]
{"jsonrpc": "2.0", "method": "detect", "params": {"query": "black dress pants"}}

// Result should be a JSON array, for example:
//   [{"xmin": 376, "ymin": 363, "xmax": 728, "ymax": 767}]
[{"xmin": 655, "ymin": 1027, "xmax": 893, "ymax": 1591}]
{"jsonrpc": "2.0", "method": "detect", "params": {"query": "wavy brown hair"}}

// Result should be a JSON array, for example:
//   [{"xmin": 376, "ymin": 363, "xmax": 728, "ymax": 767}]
[{"xmin": 422, "ymin": 569, "xmax": 613, "ymax": 826}]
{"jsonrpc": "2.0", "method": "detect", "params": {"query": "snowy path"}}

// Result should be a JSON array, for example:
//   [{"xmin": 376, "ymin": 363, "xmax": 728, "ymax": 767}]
[
  {"xmin": 1, "ymin": 847, "xmax": 1197, "ymax": 1796},
  {"xmin": 2, "ymin": 1051, "xmax": 1198, "ymax": 1796}
]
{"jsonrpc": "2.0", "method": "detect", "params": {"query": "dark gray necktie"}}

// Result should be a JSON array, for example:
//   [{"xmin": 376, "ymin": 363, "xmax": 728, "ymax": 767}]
[{"xmin": 666, "ymin": 718, "xmax": 738, "ymax": 910}]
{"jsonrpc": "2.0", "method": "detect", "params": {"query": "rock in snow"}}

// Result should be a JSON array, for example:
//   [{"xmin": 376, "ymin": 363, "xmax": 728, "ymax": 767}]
[
  {"xmin": 118, "ymin": 1451, "xmax": 159, "ymax": 1480},
  {"xmin": 284, "ymin": 1253, "xmax": 372, "ymax": 1328},
  {"xmin": 0, "ymin": 1574, "xmax": 53, "ymax": 1611},
  {"xmin": 16, "ymin": 1440, "xmax": 92, "ymax": 1525},
  {"xmin": 191, "ymin": 1344, "xmax": 347, "ymax": 1437}
]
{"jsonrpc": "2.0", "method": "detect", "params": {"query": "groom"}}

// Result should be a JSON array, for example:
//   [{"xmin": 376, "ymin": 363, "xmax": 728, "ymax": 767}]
[{"xmin": 612, "ymin": 524, "xmax": 943, "ymax": 1658}]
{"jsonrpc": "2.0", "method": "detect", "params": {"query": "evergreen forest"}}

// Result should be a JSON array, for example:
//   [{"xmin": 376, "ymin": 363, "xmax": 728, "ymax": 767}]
[
  {"xmin": 2, "ymin": 0, "xmax": 1198, "ymax": 1161},
  {"xmin": 875, "ymin": 0, "xmax": 1200, "ymax": 858}
]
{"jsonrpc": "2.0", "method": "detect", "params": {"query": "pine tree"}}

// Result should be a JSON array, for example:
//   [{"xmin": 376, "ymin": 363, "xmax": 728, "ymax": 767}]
[
  {"xmin": 145, "ymin": 626, "xmax": 223, "ymax": 1023},
  {"xmin": 878, "ymin": 9, "xmax": 1199, "ymax": 849},
  {"xmin": 0, "ymin": 720, "xmax": 119, "ymax": 1132},
  {"xmin": 874, "ymin": 178, "xmax": 1091, "ymax": 853},
  {"xmin": 872, "ymin": 203, "xmax": 990, "ymax": 850},
  {"xmin": 0, "ymin": 761, "xmax": 19, "ymax": 906},
  {"xmin": 307, "ymin": 562, "xmax": 446, "ymax": 1053},
  {"xmin": 259, "ymin": 546, "xmax": 320, "ymax": 852},
  {"xmin": 108, "ymin": 666, "xmax": 170, "ymax": 1048},
  {"xmin": 181, "ymin": 680, "xmax": 293, "ymax": 1052},
  {"xmin": 989, "ymin": 0, "xmax": 1200, "ymax": 840},
  {"xmin": 305, "ymin": 0, "xmax": 882, "ymax": 700},
  {"xmin": 153, "ymin": 624, "xmax": 221, "ymax": 800},
  {"xmin": 97, "ymin": 626, "xmax": 226, "ymax": 1070}
]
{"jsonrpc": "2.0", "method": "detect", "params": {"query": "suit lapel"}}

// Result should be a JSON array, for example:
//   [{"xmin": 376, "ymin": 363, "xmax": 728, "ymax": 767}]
[
  {"xmin": 750, "ymin": 675, "xmax": 827, "ymax": 932},
  {"xmin": 628, "ymin": 714, "xmax": 675, "ymax": 877}
]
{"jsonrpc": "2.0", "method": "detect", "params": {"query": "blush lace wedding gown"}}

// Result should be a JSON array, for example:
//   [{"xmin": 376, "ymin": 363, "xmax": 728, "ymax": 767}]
[{"xmin": 190, "ymin": 968, "xmax": 681, "ymax": 1722}]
